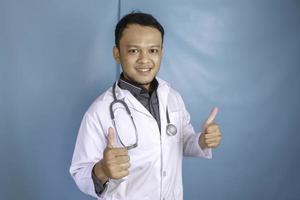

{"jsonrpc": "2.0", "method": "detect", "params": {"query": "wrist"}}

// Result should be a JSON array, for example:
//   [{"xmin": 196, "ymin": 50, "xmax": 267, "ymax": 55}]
[
  {"xmin": 93, "ymin": 160, "xmax": 109, "ymax": 184},
  {"xmin": 199, "ymin": 133, "xmax": 207, "ymax": 149}
]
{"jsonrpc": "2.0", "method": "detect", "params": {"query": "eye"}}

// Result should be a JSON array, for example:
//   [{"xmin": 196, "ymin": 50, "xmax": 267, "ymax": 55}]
[
  {"xmin": 149, "ymin": 48, "xmax": 159, "ymax": 54},
  {"xmin": 128, "ymin": 49, "xmax": 139, "ymax": 54}
]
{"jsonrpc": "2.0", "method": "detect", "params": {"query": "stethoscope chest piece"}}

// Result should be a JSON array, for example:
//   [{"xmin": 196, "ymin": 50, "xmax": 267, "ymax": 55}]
[
  {"xmin": 166, "ymin": 106, "xmax": 177, "ymax": 136},
  {"xmin": 166, "ymin": 123, "xmax": 177, "ymax": 136}
]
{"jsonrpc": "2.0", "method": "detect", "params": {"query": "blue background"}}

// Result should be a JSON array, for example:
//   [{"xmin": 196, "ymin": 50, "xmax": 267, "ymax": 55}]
[{"xmin": 1, "ymin": 0, "xmax": 300, "ymax": 199}]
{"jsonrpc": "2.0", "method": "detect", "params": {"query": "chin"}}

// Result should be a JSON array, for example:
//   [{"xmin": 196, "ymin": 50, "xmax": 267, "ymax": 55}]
[{"xmin": 136, "ymin": 78, "xmax": 154, "ymax": 85}]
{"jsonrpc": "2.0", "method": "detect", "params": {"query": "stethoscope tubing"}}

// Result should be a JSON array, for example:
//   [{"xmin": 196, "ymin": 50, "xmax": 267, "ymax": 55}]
[{"xmin": 110, "ymin": 81, "xmax": 177, "ymax": 149}]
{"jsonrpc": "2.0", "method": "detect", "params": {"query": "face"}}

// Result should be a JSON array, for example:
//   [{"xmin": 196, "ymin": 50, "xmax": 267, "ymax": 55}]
[{"xmin": 113, "ymin": 24, "xmax": 163, "ymax": 90}]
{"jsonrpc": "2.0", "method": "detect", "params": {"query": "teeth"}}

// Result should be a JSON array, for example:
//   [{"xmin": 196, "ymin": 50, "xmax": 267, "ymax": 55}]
[{"xmin": 137, "ymin": 68, "xmax": 150, "ymax": 72}]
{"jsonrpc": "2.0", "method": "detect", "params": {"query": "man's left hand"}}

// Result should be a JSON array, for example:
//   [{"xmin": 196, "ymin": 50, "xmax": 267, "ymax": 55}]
[{"xmin": 199, "ymin": 107, "xmax": 222, "ymax": 149}]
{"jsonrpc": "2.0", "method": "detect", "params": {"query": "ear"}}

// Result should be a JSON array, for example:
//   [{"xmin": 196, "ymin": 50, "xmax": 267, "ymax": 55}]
[{"xmin": 113, "ymin": 46, "xmax": 121, "ymax": 64}]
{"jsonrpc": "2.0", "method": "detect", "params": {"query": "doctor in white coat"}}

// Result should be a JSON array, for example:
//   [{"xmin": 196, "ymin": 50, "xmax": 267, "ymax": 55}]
[{"xmin": 70, "ymin": 12, "xmax": 222, "ymax": 200}]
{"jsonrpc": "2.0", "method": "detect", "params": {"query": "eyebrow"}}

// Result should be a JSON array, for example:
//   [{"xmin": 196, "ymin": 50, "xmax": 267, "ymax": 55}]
[{"xmin": 126, "ymin": 45, "xmax": 162, "ymax": 48}]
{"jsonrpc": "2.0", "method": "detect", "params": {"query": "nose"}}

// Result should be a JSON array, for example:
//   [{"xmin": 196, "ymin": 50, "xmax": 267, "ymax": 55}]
[{"xmin": 137, "ymin": 50, "xmax": 150, "ymax": 64}]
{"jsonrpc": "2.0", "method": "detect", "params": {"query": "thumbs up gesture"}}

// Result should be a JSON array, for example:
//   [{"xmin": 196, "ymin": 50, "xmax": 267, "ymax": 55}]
[
  {"xmin": 93, "ymin": 127, "xmax": 131, "ymax": 183},
  {"xmin": 199, "ymin": 107, "xmax": 222, "ymax": 149}
]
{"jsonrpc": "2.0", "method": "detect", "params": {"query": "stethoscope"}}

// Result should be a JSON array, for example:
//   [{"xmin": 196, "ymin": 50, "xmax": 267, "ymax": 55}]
[{"xmin": 110, "ymin": 82, "xmax": 177, "ymax": 149}]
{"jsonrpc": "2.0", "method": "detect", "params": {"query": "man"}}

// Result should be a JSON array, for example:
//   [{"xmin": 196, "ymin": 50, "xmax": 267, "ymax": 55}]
[{"xmin": 70, "ymin": 12, "xmax": 222, "ymax": 200}]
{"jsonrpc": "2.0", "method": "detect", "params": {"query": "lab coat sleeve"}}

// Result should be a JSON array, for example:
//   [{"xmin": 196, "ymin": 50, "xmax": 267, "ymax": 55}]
[
  {"xmin": 177, "ymin": 93, "xmax": 212, "ymax": 159},
  {"xmin": 69, "ymin": 112, "xmax": 107, "ymax": 199}
]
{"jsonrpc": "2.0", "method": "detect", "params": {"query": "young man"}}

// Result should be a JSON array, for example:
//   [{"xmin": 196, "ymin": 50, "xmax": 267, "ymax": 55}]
[{"xmin": 70, "ymin": 12, "xmax": 222, "ymax": 200}]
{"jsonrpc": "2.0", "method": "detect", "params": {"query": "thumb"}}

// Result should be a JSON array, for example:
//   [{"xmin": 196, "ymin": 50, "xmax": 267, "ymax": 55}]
[
  {"xmin": 203, "ymin": 107, "xmax": 219, "ymax": 129},
  {"xmin": 107, "ymin": 127, "xmax": 116, "ymax": 148}
]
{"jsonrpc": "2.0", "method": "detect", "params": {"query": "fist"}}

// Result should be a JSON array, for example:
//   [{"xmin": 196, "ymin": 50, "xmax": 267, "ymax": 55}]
[
  {"xmin": 199, "ymin": 107, "xmax": 222, "ymax": 149},
  {"xmin": 94, "ymin": 127, "xmax": 131, "ymax": 181}
]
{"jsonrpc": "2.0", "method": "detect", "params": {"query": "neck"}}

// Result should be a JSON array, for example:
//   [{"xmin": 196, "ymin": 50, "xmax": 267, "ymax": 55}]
[{"xmin": 121, "ymin": 74, "xmax": 153, "ymax": 92}]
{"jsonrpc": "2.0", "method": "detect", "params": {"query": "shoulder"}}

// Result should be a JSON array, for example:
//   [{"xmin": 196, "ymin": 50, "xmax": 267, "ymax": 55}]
[
  {"xmin": 85, "ymin": 87, "xmax": 114, "ymax": 117},
  {"xmin": 157, "ymin": 77, "xmax": 185, "ymax": 110},
  {"xmin": 157, "ymin": 77, "xmax": 183, "ymax": 99},
  {"xmin": 157, "ymin": 77, "xmax": 180, "ymax": 94}
]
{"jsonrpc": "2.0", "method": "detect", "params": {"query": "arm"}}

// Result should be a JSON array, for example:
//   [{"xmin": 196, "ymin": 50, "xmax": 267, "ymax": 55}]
[
  {"xmin": 69, "ymin": 112, "xmax": 106, "ymax": 198},
  {"xmin": 177, "ymin": 93, "xmax": 221, "ymax": 158},
  {"xmin": 180, "ymin": 102, "xmax": 213, "ymax": 158},
  {"xmin": 70, "ymin": 113, "xmax": 130, "ymax": 198}
]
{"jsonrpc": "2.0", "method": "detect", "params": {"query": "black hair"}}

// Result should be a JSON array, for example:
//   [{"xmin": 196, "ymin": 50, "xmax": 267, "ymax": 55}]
[{"xmin": 115, "ymin": 11, "xmax": 164, "ymax": 48}]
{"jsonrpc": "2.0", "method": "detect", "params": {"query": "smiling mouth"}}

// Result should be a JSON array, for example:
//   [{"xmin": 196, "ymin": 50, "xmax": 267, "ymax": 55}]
[{"xmin": 136, "ymin": 68, "xmax": 151, "ymax": 72}]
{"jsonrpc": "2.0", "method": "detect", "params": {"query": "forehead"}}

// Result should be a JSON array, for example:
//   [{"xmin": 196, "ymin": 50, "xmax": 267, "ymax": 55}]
[{"xmin": 119, "ymin": 24, "xmax": 162, "ymax": 46}]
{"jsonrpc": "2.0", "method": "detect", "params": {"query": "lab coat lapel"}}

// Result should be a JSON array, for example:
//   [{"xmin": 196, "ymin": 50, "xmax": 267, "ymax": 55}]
[{"xmin": 156, "ymin": 78, "xmax": 170, "ymax": 141}]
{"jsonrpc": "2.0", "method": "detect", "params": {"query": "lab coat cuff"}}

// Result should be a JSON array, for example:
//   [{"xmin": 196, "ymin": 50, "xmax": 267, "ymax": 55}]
[
  {"xmin": 76, "ymin": 162, "xmax": 102, "ymax": 198},
  {"xmin": 92, "ymin": 164, "xmax": 108, "ymax": 196}
]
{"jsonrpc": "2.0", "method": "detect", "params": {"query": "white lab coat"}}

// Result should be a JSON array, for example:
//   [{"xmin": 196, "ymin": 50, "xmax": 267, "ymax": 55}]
[{"xmin": 70, "ymin": 78, "xmax": 212, "ymax": 200}]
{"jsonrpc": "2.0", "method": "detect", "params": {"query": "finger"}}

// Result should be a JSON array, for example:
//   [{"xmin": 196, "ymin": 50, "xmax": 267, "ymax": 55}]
[
  {"xmin": 108, "ymin": 164, "xmax": 129, "ymax": 176},
  {"xmin": 108, "ymin": 155, "xmax": 130, "ymax": 165},
  {"xmin": 104, "ymin": 147, "xmax": 128, "ymax": 160},
  {"xmin": 206, "ymin": 124, "xmax": 220, "ymax": 133},
  {"xmin": 204, "ymin": 131, "xmax": 221, "ymax": 139},
  {"xmin": 207, "ymin": 142, "xmax": 220, "ymax": 148},
  {"xmin": 205, "ymin": 137, "xmax": 221, "ymax": 144},
  {"xmin": 106, "ymin": 161, "xmax": 130, "ymax": 172},
  {"xmin": 204, "ymin": 107, "xmax": 219, "ymax": 126},
  {"xmin": 117, "ymin": 162, "xmax": 131, "ymax": 171},
  {"xmin": 110, "ymin": 148, "xmax": 128, "ymax": 156},
  {"xmin": 107, "ymin": 127, "xmax": 116, "ymax": 148},
  {"xmin": 112, "ymin": 170, "xmax": 129, "ymax": 179},
  {"xmin": 105, "ymin": 150, "xmax": 128, "ymax": 161}
]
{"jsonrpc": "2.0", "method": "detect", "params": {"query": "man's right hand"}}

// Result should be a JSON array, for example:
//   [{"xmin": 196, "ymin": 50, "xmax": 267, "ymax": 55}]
[{"xmin": 93, "ymin": 127, "xmax": 130, "ymax": 183}]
